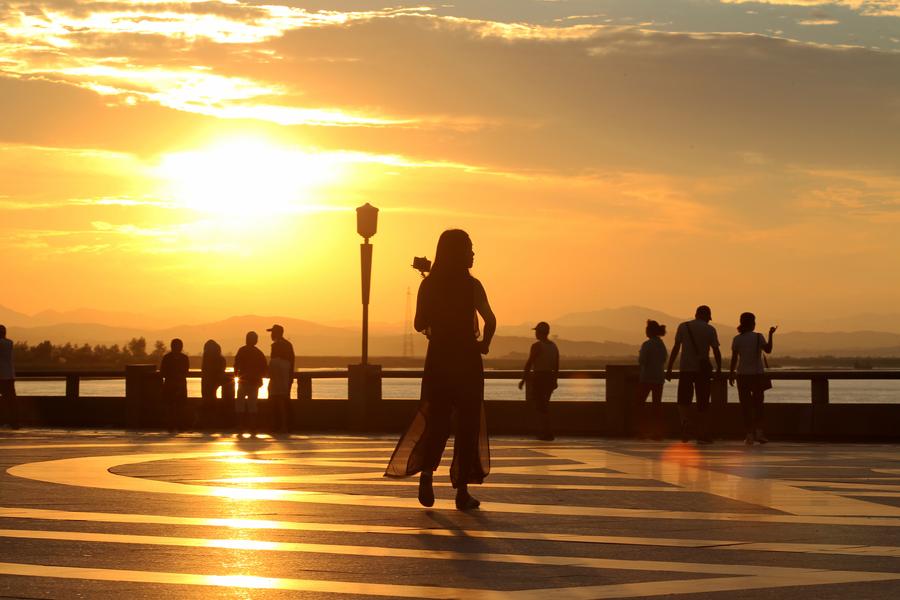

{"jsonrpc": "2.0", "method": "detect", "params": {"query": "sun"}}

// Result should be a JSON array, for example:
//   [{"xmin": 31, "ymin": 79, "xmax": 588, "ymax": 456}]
[{"xmin": 157, "ymin": 137, "xmax": 343, "ymax": 218}]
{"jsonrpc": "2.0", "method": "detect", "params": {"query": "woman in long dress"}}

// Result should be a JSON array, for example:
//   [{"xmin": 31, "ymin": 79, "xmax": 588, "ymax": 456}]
[{"xmin": 385, "ymin": 229, "xmax": 496, "ymax": 510}]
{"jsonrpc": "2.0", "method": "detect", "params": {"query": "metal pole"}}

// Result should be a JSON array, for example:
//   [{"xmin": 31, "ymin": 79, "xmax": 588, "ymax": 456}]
[{"xmin": 360, "ymin": 240, "xmax": 373, "ymax": 366}]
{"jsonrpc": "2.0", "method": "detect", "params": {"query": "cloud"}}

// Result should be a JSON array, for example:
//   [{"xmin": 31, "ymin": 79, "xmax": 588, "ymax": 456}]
[
  {"xmin": 798, "ymin": 18, "xmax": 840, "ymax": 25},
  {"xmin": 721, "ymin": 1, "xmax": 900, "ymax": 17},
  {"xmin": 794, "ymin": 169, "xmax": 900, "ymax": 218}
]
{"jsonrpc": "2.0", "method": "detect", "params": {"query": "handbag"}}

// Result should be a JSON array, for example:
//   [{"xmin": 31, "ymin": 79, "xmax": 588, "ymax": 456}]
[{"xmin": 685, "ymin": 323, "xmax": 713, "ymax": 378}]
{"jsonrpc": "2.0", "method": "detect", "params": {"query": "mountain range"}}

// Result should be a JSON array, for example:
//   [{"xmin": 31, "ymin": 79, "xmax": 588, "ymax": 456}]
[{"xmin": 3, "ymin": 304, "xmax": 900, "ymax": 358}]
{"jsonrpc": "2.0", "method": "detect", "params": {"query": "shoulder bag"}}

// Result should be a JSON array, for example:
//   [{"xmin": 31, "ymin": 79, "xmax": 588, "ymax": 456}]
[{"xmin": 686, "ymin": 323, "xmax": 714, "ymax": 379}]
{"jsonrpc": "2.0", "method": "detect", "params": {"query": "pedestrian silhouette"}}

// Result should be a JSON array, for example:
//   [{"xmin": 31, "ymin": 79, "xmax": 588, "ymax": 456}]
[
  {"xmin": 729, "ymin": 313, "xmax": 777, "ymax": 445},
  {"xmin": 200, "ymin": 339, "xmax": 226, "ymax": 430},
  {"xmin": 267, "ymin": 324, "xmax": 295, "ymax": 433},
  {"xmin": 0, "ymin": 325, "xmax": 20, "ymax": 429},
  {"xmin": 385, "ymin": 229, "xmax": 496, "ymax": 510},
  {"xmin": 666, "ymin": 306, "xmax": 721, "ymax": 443},
  {"xmin": 518, "ymin": 321, "xmax": 559, "ymax": 441},
  {"xmin": 636, "ymin": 319, "xmax": 667, "ymax": 440},
  {"xmin": 160, "ymin": 338, "xmax": 189, "ymax": 433},
  {"xmin": 234, "ymin": 331, "xmax": 267, "ymax": 436}
]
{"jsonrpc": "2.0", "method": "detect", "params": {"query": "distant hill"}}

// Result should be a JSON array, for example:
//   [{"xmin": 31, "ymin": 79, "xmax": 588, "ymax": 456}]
[
  {"xmin": 0, "ymin": 305, "xmax": 29, "ymax": 327},
  {"xmin": 789, "ymin": 313, "xmax": 900, "ymax": 335},
  {"xmin": 775, "ymin": 331, "xmax": 900, "ymax": 357},
  {"xmin": 5, "ymin": 303, "xmax": 900, "ymax": 358},
  {"xmin": 27, "ymin": 308, "xmax": 174, "ymax": 330}
]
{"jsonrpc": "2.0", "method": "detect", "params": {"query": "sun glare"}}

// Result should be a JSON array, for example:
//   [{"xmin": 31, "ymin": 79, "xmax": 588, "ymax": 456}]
[{"xmin": 157, "ymin": 138, "xmax": 343, "ymax": 218}]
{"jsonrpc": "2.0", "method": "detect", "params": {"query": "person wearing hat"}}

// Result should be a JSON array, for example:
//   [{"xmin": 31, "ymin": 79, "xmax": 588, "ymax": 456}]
[
  {"xmin": 666, "ymin": 305, "xmax": 722, "ymax": 443},
  {"xmin": 267, "ymin": 324, "xmax": 295, "ymax": 433},
  {"xmin": 518, "ymin": 321, "xmax": 559, "ymax": 441}
]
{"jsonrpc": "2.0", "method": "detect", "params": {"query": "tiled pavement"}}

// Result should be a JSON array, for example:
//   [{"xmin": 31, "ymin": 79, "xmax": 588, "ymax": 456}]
[{"xmin": 0, "ymin": 430, "xmax": 898, "ymax": 599}]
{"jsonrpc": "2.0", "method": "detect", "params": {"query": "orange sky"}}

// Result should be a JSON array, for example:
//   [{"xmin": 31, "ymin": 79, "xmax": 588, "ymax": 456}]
[{"xmin": 1, "ymin": 1, "xmax": 899, "ymax": 329}]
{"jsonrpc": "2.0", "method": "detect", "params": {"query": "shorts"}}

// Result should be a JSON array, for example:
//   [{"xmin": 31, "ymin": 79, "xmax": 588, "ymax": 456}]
[
  {"xmin": 528, "ymin": 372, "xmax": 557, "ymax": 413},
  {"xmin": 235, "ymin": 383, "xmax": 260, "ymax": 413}
]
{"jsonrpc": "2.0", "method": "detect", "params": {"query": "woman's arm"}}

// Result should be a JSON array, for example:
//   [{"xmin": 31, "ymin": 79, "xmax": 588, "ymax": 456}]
[
  {"xmin": 728, "ymin": 337, "xmax": 738, "ymax": 385},
  {"xmin": 764, "ymin": 326, "xmax": 776, "ymax": 354},
  {"xmin": 665, "ymin": 340, "xmax": 681, "ymax": 381},
  {"xmin": 474, "ymin": 281, "xmax": 496, "ymax": 354},
  {"xmin": 413, "ymin": 280, "xmax": 430, "ymax": 334}
]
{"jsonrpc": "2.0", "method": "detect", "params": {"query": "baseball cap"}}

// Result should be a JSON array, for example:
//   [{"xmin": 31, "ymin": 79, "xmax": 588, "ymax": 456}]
[
  {"xmin": 266, "ymin": 324, "xmax": 284, "ymax": 335},
  {"xmin": 532, "ymin": 321, "xmax": 550, "ymax": 334}
]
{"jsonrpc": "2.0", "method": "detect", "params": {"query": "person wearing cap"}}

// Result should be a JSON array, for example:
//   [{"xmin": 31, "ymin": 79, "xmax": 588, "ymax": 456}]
[
  {"xmin": 267, "ymin": 324, "xmax": 295, "ymax": 433},
  {"xmin": 0, "ymin": 325, "xmax": 20, "ymax": 429},
  {"xmin": 666, "ymin": 305, "xmax": 722, "ymax": 443},
  {"xmin": 234, "ymin": 331, "xmax": 267, "ymax": 435},
  {"xmin": 518, "ymin": 321, "xmax": 559, "ymax": 441}
]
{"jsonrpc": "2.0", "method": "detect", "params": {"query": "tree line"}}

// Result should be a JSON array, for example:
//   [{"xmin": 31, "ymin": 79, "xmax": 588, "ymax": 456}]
[{"xmin": 13, "ymin": 338, "xmax": 168, "ymax": 368}]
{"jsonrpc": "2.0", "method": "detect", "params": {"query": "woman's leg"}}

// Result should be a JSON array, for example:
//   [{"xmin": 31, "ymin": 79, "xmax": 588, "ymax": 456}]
[
  {"xmin": 650, "ymin": 384, "xmax": 664, "ymax": 439},
  {"xmin": 452, "ymin": 380, "xmax": 483, "ymax": 509},
  {"xmin": 736, "ymin": 376, "xmax": 754, "ymax": 443},
  {"xmin": 753, "ymin": 383, "xmax": 767, "ymax": 442},
  {"xmin": 635, "ymin": 383, "xmax": 651, "ymax": 439}
]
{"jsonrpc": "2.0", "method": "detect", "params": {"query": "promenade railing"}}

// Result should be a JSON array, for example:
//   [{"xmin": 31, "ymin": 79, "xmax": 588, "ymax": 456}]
[
  {"xmin": 13, "ymin": 367, "xmax": 900, "ymax": 404},
  {"xmin": 10, "ymin": 367, "xmax": 900, "ymax": 437}
]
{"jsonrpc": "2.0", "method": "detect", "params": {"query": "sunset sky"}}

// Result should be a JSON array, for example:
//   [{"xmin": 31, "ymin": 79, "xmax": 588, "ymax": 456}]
[{"xmin": 1, "ymin": 1, "xmax": 899, "ymax": 330}]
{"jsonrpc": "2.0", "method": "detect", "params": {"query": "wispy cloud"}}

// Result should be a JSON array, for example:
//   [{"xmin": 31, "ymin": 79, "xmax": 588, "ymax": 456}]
[{"xmin": 721, "ymin": 1, "xmax": 900, "ymax": 17}]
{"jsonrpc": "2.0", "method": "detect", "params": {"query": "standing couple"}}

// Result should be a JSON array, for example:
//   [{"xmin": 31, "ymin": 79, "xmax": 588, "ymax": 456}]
[{"xmin": 384, "ymin": 229, "xmax": 496, "ymax": 510}]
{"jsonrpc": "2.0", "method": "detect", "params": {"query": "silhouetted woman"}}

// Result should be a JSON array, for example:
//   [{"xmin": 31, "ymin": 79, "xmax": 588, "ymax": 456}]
[
  {"xmin": 637, "ymin": 320, "xmax": 667, "ymax": 440},
  {"xmin": 201, "ymin": 339, "xmax": 226, "ymax": 430},
  {"xmin": 385, "ymin": 229, "xmax": 496, "ymax": 510},
  {"xmin": 728, "ymin": 313, "xmax": 776, "ymax": 445}
]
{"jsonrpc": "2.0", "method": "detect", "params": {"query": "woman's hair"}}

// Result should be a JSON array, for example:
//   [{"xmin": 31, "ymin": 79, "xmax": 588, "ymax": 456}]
[
  {"xmin": 429, "ymin": 229, "xmax": 472, "ymax": 277},
  {"xmin": 646, "ymin": 319, "xmax": 666, "ymax": 337},
  {"xmin": 201, "ymin": 339, "xmax": 222, "ymax": 370},
  {"xmin": 738, "ymin": 312, "xmax": 756, "ymax": 333}
]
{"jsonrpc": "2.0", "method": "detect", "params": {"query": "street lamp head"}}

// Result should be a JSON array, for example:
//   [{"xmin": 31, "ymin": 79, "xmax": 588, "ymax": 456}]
[{"xmin": 356, "ymin": 202, "xmax": 379, "ymax": 240}]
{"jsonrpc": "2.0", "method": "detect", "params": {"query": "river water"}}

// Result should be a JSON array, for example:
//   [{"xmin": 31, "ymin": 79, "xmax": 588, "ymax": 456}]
[{"xmin": 14, "ymin": 376, "xmax": 900, "ymax": 404}]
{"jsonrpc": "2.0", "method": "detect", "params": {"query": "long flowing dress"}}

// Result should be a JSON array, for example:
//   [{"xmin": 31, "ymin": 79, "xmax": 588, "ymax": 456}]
[{"xmin": 384, "ymin": 272, "xmax": 491, "ymax": 488}]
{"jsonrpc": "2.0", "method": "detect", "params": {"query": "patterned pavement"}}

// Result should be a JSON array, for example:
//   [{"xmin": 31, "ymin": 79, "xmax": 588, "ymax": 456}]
[{"xmin": 0, "ymin": 430, "xmax": 899, "ymax": 599}]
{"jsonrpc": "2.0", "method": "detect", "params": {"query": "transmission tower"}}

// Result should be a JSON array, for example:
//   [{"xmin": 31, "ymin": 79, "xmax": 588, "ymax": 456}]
[{"xmin": 402, "ymin": 286, "xmax": 415, "ymax": 357}]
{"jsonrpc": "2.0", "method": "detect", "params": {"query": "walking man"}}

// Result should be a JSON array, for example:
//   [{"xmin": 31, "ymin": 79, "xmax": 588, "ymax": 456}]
[
  {"xmin": 234, "ymin": 331, "xmax": 267, "ymax": 435},
  {"xmin": 666, "ymin": 306, "xmax": 721, "ymax": 443},
  {"xmin": 0, "ymin": 325, "xmax": 20, "ymax": 429},
  {"xmin": 267, "ymin": 324, "xmax": 295, "ymax": 433},
  {"xmin": 518, "ymin": 321, "xmax": 559, "ymax": 441}
]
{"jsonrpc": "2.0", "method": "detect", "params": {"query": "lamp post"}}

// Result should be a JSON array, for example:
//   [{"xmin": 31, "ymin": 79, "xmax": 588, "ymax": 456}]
[
  {"xmin": 349, "ymin": 203, "xmax": 381, "ymax": 430},
  {"xmin": 356, "ymin": 202, "xmax": 378, "ymax": 365}
]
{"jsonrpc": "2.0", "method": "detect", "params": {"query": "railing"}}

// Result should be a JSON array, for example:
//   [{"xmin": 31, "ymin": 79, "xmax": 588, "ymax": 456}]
[
  {"xmin": 13, "ymin": 368, "xmax": 900, "ymax": 405},
  {"xmin": 8, "ymin": 367, "xmax": 900, "ymax": 437}
]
